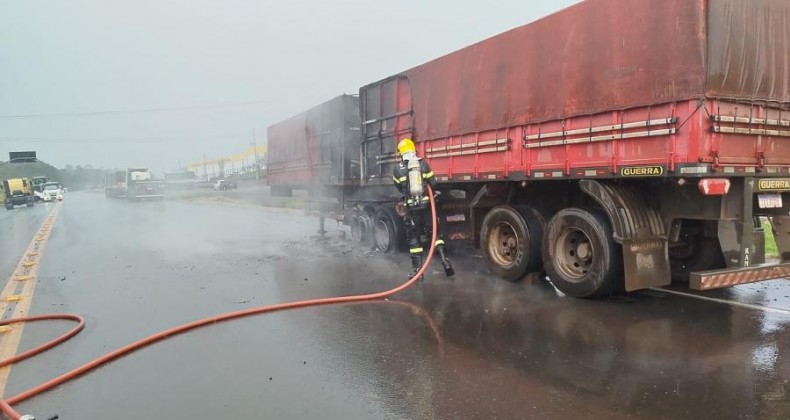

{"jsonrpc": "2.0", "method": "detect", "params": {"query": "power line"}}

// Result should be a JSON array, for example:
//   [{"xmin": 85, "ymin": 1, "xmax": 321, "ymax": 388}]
[
  {"xmin": 0, "ymin": 100, "xmax": 272, "ymax": 120},
  {"xmin": 0, "ymin": 133, "xmax": 252, "ymax": 143}
]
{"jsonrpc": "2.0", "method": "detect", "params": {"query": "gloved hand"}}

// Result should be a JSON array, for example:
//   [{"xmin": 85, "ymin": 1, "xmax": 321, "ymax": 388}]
[{"xmin": 433, "ymin": 190, "xmax": 442, "ymax": 203}]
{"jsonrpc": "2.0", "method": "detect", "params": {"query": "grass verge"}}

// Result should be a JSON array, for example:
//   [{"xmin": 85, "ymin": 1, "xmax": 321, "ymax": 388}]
[{"xmin": 763, "ymin": 219, "xmax": 779, "ymax": 259}]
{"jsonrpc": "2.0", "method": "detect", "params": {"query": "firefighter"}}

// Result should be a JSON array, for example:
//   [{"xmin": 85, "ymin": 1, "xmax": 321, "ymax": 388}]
[{"xmin": 392, "ymin": 138, "xmax": 454, "ymax": 280}]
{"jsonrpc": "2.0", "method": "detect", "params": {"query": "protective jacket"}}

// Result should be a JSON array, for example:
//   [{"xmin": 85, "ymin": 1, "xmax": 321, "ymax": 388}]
[{"xmin": 392, "ymin": 158, "xmax": 438, "ymax": 210}]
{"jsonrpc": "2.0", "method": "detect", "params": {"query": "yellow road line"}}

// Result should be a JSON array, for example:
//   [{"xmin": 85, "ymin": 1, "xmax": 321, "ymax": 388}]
[{"xmin": 0, "ymin": 203, "xmax": 61, "ymax": 396}]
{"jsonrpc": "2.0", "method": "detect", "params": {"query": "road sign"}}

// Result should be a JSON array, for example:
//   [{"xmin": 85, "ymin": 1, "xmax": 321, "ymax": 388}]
[{"xmin": 9, "ymin": 151, "xmax": 37, "ymax": 163}]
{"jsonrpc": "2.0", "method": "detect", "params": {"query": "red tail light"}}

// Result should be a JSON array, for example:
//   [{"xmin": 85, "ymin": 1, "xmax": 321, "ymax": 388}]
[{"xmin": 698, "ymin": 178, "xmax": 731, "ymax": 195}]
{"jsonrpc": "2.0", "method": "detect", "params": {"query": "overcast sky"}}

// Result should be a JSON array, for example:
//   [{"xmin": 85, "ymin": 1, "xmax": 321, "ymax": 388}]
[{"xmin": 0, "ymin": 0, "xmax": 577, "ymax": 171}]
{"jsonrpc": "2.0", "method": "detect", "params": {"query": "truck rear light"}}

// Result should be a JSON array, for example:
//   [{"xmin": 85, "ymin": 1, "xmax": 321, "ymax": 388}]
[{"xmin": 698, "ymin": 178, "xmax": 731, "ymax": 195}]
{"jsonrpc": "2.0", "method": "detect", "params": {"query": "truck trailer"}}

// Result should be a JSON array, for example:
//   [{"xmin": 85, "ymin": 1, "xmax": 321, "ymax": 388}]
[{"xmin": 267, "ymin": 0, "xmax": 790, "ymax": 297}]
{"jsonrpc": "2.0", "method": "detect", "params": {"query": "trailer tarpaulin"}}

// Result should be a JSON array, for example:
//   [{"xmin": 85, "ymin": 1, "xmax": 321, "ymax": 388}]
[
  {"xmin": 707, "ymin": 0, "xmax": 790, "ymax": 103},
  {"xmin": 389, "ymin": 0, "xmax": 789, "ymax": 141},
  {"xmin": 402, "ymin": 0, "xmax": 708, "ymax": 140}
]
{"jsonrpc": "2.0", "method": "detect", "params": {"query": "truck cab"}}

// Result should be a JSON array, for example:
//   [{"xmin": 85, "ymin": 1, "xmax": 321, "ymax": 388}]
[
  {"xmin": 126, "ymin": 168, "xmax": 165, "ymax": 200},
  {"xmin": 38, "ymin": 182, "xmax": 64, "ymax": 202},
  {"xmin": 30, "ymin": 176, "xmax": 48, "ymax": 200}
]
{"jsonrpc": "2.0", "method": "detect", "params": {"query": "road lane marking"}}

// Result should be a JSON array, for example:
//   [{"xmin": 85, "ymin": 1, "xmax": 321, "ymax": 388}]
[
  {"xmin": 0, "ymin": 203, "xmax": 61, "ymax": 396},
  {"xmin": 649, "ymin": 287, "xmax": 790, "ymax": 316}
]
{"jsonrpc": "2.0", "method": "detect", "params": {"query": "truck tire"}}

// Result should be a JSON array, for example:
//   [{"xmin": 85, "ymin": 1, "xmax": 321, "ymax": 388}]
[
  {"xmin": 373, "ymin": 206, "xmax": 402, "ymax": 253},
  {"xmin": 481, "ymin": 205, "xmax": 543, "ymax": 282},
  {"xmin": 669, "ymin": 236, "xmax": 725, "ymax": 283},
  {"xmin": 542, "ymin": 208, "xmax": 622, "ymax": 298},
  {"xmin": 514, "ymin": 205, "xmax": 548, "ymax": 273}
]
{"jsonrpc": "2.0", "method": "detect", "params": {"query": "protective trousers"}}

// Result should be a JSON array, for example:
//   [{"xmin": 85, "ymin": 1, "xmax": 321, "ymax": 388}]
[{"xmin": 404, "ymin": 207, "xmax": 454, "ymax": 278}]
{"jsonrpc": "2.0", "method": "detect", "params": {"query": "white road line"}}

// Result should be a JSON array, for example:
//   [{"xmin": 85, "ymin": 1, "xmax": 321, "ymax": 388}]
[{"xmin": 649, "ymin": 287, "xmax": 790, "ymax": 316}]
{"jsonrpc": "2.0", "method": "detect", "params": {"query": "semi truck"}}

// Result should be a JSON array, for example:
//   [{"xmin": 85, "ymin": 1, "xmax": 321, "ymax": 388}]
[
  {"xmin": 105, "ymin": 168, "xmax": 165, "ymax": 200},
  {"xmin": 31, "ymin": 176, "xmax": 48, "ymax": 200},
  {"xmin": 3, "ymin": 178, "xmax": 35, "ymax": 209},
  {"xmin": 267, "ymin": 0, "xmax": 790, "ymax": 298}
]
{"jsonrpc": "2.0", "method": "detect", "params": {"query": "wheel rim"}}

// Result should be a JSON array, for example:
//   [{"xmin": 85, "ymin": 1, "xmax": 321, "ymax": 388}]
[
  {"xmin": 554, "ymin": 227, "xmax": 594, "ymax": 281},
  {"xmin": 374, "ymin": 219, "xmax": 391, "ymax": 251},
  {"xmin": 487, "ymin": 221, "xmax": 519, "ymax": 267},
  {"xmin": 350, "ymin": 216, "xmax": 363, "ymax": 242}
]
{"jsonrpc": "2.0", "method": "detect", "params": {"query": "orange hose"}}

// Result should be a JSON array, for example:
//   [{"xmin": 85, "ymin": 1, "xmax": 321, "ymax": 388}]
[
  {"xmin": 0, "ymin": 314, "xmax": 84, "ymax": 369},
  {"xmin": 0, "ymin": 187, "xmax": 439, "ymax": 420}
]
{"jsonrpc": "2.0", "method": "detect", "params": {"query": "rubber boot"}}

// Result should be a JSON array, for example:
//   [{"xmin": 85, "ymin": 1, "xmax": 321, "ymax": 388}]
[
  {"xmin": 437, "ymin": 246, "xmax": 455, "ymax": 277},
  {"xmin": 410, "ymin": 254, "xmax": 424, "ymax": 282}
]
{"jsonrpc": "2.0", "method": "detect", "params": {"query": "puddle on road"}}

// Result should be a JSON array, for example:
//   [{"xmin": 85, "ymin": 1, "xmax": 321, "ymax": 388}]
[{"xmin": 256, "ymin": 233, "xmax": 790, "ymax": 419}]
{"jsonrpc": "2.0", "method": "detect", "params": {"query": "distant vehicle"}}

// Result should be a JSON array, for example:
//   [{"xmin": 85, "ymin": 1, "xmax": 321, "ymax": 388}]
[
  {"xmin": 105, "ymin": 168, "xmax": 165, "ymax": 200},
  {"xmin": 38, "ymin": 182, "xmax": 64, "ymax": 202},
  {"xmin": 164, "ymin": 171, "xmax": 196, "ymax": 190},
  {"xmin": 105, "ymin": 171, "xmax": 127, "ymax": 198},
  {"xmin": 214, "ymin": 180, "xmax": 237, "ymax": 191},
  {"xmin": 3, "ymin": 178, "xmax": 35, "ymax": 210},
  {"xmin": 31, "ymin": 176, "xmax": 48, "ymax": 200}
]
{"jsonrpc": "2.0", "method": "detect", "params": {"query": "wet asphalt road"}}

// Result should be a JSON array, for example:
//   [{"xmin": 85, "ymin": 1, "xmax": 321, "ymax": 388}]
[{"xmin": 2, "ymin": 191, "xmax": 790, "ymax": 419}]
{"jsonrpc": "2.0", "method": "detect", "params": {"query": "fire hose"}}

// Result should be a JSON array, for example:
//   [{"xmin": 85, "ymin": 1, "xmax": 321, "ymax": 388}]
[{"xmin": 0, "ymin": 188, "xmax": 439, "ymax": 420}]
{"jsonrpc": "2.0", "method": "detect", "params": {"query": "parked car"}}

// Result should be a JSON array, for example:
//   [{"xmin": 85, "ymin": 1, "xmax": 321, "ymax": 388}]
[{"xmin": 213, "ymin": 180, "xmax": 237, "ymax": 191}]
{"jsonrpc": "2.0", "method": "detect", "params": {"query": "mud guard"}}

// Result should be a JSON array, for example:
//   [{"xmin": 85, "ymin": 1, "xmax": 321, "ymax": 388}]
[
  {"xmin": 770, "ymin": 216, "xmax": 790, "ymax": 261},
  {"xmin": 579, "ymin": 180, "xmax": 671, "ymax": 291}
]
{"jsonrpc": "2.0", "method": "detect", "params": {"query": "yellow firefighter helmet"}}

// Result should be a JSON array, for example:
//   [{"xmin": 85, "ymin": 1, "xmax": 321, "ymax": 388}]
[{"xmin": 397, "ymin": 138, "xmax": 416, "ymax": 155}]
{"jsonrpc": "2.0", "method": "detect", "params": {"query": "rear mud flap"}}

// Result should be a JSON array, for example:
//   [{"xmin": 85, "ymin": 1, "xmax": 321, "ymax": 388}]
[
  {"xmin": 770, "ymin": 216, "xmax": 790, "ymax": 261},
  {"xmin": 580, "ymin": 180, "xmax": 671, "ymax": 291},
  {"xmin": 622, "ymin": 238, "xmax": 671, "ymax": 291}
]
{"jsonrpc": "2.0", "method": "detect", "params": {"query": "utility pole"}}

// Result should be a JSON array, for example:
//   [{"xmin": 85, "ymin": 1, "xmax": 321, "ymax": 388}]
[
  {"xmin": 203, "ymin": 152, "xmax": 208, "ymax": 182},
  {"xmin": 252, "ymin": 128, "xmax": 261, "ymax": 182}
]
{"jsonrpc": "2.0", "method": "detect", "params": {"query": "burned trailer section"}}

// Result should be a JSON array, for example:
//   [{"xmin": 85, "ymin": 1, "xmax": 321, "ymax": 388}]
[
  {"xmin": 266, "ymin": 95, "xmax": 363, "ymax": 230},
  {"xmin": 267, "ymin": 95, "xmax": 361, "ymax": 197},
  {"xmin": 360, "ymin": 75, "xmax": 414, "ymax": 185},
  {"xmin": 266, "ymin": 95, "xmax": 406, "ymax": 250}
]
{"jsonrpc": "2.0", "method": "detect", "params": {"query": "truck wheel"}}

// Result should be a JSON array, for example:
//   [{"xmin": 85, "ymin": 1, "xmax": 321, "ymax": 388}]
[
  {"xmin": 5, "ymin": 204, "xmax": 12, "ymax": 210},
  {"xmin": 481, "ymin": 205, "xmax": 543, "ymax": 282},
  {"xmin": 373, "ymin": 206, "xmax": 402, "ymax": 253},
  {"xmin": 350, "ymin": 208, "xmax": 374, "ymax": 245},
  {"xmin": 670, "ymin": 236, "xmax": 725, "ymax": 283},
  {"xmin": 514, "ymin": 205, "xmax": 548, "ymax": 272},
  {"xmin": 543, "ymin": 208, "xmax": 622, "ymax": 298}
]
